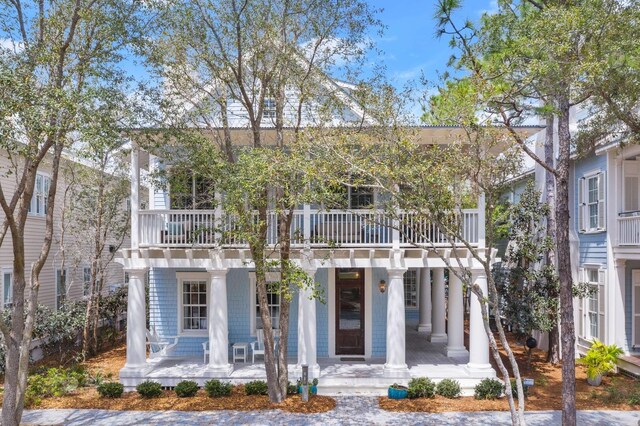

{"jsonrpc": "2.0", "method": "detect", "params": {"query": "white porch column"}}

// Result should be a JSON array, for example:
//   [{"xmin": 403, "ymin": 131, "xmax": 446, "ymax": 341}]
[
  {"xmin": 446, "ymin": 270, "xmax": 468, "ymax": 357},
  {"xmin": 467, "ymin": 271, "xmax": 491, "ymax": 370},
  {"xmin": 208, "ymin": 268, "xmax": 233, "ymax": 375},
  {"xmin": 418, "ymin": 268, "xmax": 432, "ymax": 333},
  {"xmin": 123, "ymin": 268, "xmax": 147, "ymax": 370},
  {"xmin": 297, "ymin": 266, "xmax": 320, "ymax": 378},
  {"xmin": 429, "ymin": 268, "xmax": 447, "ymax": 343},
  {"xmin": 384, "ymin": 267, "xmax": 409, "ymax": 374},
  {"xmin": 130, "ymin": 143, "xmax": 140, "ymax": 249}
]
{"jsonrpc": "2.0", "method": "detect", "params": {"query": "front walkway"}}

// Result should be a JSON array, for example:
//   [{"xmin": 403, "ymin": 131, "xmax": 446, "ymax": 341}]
[
  {"xmin": 141, "ymin": 327, "xmax": 493, "ymax": 395},
  {"xmin": 22, "ymin": 398, "xmax": 640, "ymax": 425}
]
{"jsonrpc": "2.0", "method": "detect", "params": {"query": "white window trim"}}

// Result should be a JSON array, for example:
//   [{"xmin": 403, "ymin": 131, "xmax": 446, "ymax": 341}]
[
  {"xmin": 578, "ymin": 170, "xmax": 606, "ymax": 234},
  {"xmin": 404, "ymin": 269, "xmax": 419, "ymax": 310},
  {"xmin": 82, "ymin": 266, "xmax": 92, "ymax": 299},
  {"xmin": 249, "ymin": 271, "xmax": 281, "ymax": 336},
  {"xmin": 28, "ymin": 172, "xmax": 51, "ymax": 218},
  {"xmin": 2, "ymin": 268, "xmax": 13, "ymax": 308},
  {"xmin": 578, "ymin": 266, "xmax": 606, "ymax": 343},
  {"xmin": 176, "ymin": 271, "xmax": 209, "ymax": 336}
]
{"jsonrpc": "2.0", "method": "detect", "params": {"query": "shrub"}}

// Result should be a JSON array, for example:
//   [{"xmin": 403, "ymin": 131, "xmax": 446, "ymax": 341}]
[
  {"xmin": 474, "ymin": 378, "xmax": 504, "ymax": 400},
  {"xmin": 204, "ymin": 379, "xmax": 233, "ymax": 397},
  {"xmin": 25, "ymin": 367, "xmax": 89, "ymax": 406},
  {"xmin": 407, "ymin": 377, "xmax": 436, "ymax": 399},
  {"xmin": 577, "ymin": 339, "xmax": 624, "ymax": 381},
  {"xmin": 175, "ymin": 380, "xmax": 199, "ymax": 397},
  {"xmin": 136, "ymin": 380, "xmax": 163, "ymax": 398},
  {"xmin": 287, "ymin": 382, "xmax": 298, "ymax": 395},
  {"xmin": 436, "ymin": 379, "xmax": 461, "ymax": 398},
  {"xmin": 244, "ymin": 380, "xmax": 268, "ymax": 395},
  {"xmin": 97, "ymin": 382, "xmax": 124, "ymax": 398},
  {"xmin": 510, "ymin": 379, "xmax": 530, "ymax": 400}
]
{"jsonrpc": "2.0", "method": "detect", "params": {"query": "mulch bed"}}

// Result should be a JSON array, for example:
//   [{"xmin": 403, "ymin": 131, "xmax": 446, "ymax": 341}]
[
  {"xmin": 381, "ymin": 327, "xmax": 640, "ymax": 412},
  {"xmin": 34, "ymin": 386, "xmax": 336, "ymax": 413}
]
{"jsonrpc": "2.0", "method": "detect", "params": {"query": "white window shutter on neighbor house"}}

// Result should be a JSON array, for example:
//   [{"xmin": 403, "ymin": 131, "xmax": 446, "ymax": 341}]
[
  {"xmin": 578, "ymin": 177, "xmax": 586, "ymax": 232},
  {"xmin": 598, "ymin": 268, "xmax": 606, "ymax": 342},
  {"xmin": 597, "ymin": 172, "xmax": 606, "ymax": 230}
]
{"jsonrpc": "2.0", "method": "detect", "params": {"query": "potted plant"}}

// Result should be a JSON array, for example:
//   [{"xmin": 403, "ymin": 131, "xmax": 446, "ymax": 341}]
[
  {"xmin": 577, "ymin": 339, "xmax": 623, "ymax": 386},
  {"xmin": 388, "ymin": 383, "xmax": 409, "ymax": 400},
  {"xmin": 297, "ymin": 378, "xmax": 318, "ymax": 395}
]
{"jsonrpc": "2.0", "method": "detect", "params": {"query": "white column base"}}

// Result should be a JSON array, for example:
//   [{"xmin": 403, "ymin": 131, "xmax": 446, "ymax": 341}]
[
  {"xmin": 294, "ymin": 363, "xmax": 321, "ymax": 380},
  {"xmin": 446, "ymin": 346, "xmax": 469, "ymax": 358},
  {"xmin": 466, "ymin": 362, "xmax": 494, "ymax": 373},
  {"xmin": 383, "ymin": 363, "xmax": 410, "ymax": 377},
  {"xmin": 205, "ymin": 364, "xmax": 234, "ymax": 377},
  {"xmin": 429, "ymin": 333, "xmax": 448, "ymax": 343},
  {"xmin": 417, "ymin": 323, "xmax": 432, "ymax": 333}
]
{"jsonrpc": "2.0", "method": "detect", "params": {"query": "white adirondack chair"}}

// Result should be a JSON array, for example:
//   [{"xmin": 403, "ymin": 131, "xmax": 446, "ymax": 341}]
[
  {"xmin": 145, "ymin": 327, "xmax": 178, "ymax": 359},
  {"xmin": 251, "ymin": 329, "xmax": 279, "ymax": 363}
]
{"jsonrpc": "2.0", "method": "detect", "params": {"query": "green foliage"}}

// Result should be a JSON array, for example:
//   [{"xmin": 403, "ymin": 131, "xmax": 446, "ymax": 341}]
[
  {"xmin": 136, "ymin": 380, "xmax": 163, "ymax": 398},
  {"xmin": 436, "ymin": 379, "xmax": 461, "ymax": 398},
  {"xmin": 493, "ymin": 183, "xmax": 558, "ymax": 337},
  {"xmin": 33, "ymin": 302, "xmax": 88, "ymax": 362},
  {"xmin": 244, "ymin": 380, "xmax": 269, "ymax": 396},
  {"xmin": 577, "ymin": 340, "xmax": 624, "ymax": 381},
  {"xmin": 474, "ymin": 378, "xmax": 504, "ymax": 400},
  {"xmin": 407, "ymin": 377, "xmax": 436, "ymax": 399},
  {"xmin": 97, "ymin": 382, "xmax": 124, "ymax": 398},
  {"xmin": 204, "ymin": 379, "xmax": 233, "ymax": 397},
  {"xmin": 174, "ymin": 380, "xmax": 199, "ymax": 397},
  {"xmin": 26, "ymin": 367, "xmax": 90, "ymax": 406}
]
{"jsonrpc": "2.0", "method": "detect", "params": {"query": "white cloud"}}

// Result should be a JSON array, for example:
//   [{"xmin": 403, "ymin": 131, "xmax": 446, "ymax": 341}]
[
  {"xmin": 0, "ymin": 38, "xmax": 24, "ymax": 53},
  {"xmin": 478, "ymin": 0, "xmax": 499, "ymax": 16}
]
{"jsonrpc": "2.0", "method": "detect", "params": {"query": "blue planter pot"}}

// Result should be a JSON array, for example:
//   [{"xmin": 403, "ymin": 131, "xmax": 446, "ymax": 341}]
[
  {"xmin": 298, "ymin": 385, "xmax": 318, "ymax": 395},
  {"xmin": 388, "ymin": 386, "xmax": 408, "ymax": 399}
]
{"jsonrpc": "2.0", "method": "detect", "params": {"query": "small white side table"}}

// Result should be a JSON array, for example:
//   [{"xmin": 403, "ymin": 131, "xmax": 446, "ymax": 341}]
[{"xmin": 232, "ymin": 342, "xmax": 249, "ymax": 363}]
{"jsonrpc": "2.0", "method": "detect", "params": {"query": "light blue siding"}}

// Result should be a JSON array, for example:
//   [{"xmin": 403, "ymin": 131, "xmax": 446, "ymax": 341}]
[
  {"xmin": 405, "ymin": 309, "xmax": 419, "ymax": 327},
  {"xmin": 372, "ymin": 268, "xmax": 388, "ymax": 356},
  {"xmin": 573, "ymin": 153, "xmax": 608, "ymax": 266}
]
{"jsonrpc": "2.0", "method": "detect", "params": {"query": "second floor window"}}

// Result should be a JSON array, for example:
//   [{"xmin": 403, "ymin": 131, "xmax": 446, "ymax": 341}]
[
  {"xmin": 169, "ymin": 171, "xmax": 215, "ymax": 210},
  {"xmin": 28, "ymin": 173, "xmax": 51, "ymax": 216},
  {"xmin": 578, "ymin": 172, "xmax": 605, "ymax": 233},
  {"xmin": 263, "ymin": 98, "xmax": 276, "ymax": 119}
]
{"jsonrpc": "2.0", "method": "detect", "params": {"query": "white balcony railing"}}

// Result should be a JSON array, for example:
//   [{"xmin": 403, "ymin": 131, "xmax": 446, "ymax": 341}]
[
  {"xmin": 619, "ymin": 215, "xmax": 640, "ymax": 246},
  {"xmin": 138, "ymin": 208, "xmax": 480, "ymax": 249}
]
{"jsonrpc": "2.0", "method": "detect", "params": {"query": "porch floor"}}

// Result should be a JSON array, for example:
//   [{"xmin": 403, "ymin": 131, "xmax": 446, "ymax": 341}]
[{"xmin": 135, "ymin": 327, "xmax": 495, "ymax": 395}]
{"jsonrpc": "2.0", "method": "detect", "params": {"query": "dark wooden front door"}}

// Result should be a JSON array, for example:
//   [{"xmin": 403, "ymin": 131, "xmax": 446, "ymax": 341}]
[{"xmin": 335, "ymin": 268, "xmax": 365, "ymax": 355}]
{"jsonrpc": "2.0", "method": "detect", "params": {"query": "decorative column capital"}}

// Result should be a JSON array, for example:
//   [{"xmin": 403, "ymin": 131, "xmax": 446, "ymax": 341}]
[
  {"xmin": 387, "ymin": 267, "xmax": 408, "ymax": 280},
  {"xmin": 123, "ymin": 267, "xmax": 148, "ymax": 275},
  {"xmin": 207, "ymin": 268, "xmax": 228, "ymax": 278},
  {"xmin": 615, "ymin": 259, "xmax": 627, "ymax": 268}
]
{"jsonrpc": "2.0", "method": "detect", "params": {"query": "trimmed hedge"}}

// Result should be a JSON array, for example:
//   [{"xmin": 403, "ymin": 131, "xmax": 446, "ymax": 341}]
[
  {"xmin": 474, "ymin": 378, "xmax": 504, "ymax": 400},
  {"xmin": 436, "ymin": 379, "xmax": 461, "ymax": 399},
  {"xmin": 204, "ymin": 379, "xmax": 233, "ymax": 397},
  {"xmin": 244, "ymin": 380, "xmax": 268, "ymax": 395},
  {"xmin": 407, "ymin": 377, "xmax": 436, "ymax": 399},
  {"xmin": 97, "ymin": 382, "xmax": 124, "ymax": 398},
  {"xmin": 136, "ymin": 380, "xmax": 163, "ymax": 398},
  {"xmin": 175, "ymin": 380, "xmax": 199, "ymax": 397}
]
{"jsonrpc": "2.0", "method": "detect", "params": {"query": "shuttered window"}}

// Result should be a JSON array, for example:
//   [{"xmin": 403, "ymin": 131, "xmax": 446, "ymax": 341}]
[
  {"xmin": 578, "ymin": 172, "xmax": 605, "ymax": 233},
  {"xmin": 580, "ymin": 267, "xmax": 605, "ymax": 342}
]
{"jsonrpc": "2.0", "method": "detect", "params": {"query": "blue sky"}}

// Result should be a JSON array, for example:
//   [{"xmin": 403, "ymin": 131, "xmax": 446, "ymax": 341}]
[{"xmin": 370, "ymin": 0, "xmax": 497, "ymax": 87}]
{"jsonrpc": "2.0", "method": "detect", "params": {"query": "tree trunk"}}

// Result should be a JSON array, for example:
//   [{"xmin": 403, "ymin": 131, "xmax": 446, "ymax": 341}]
[
  {"xmin": 544, "ymin": 113, "xmax": 561, "ymax": 365},
  {"xmin": 556, "ymin": 95, "xmax": 576, "ymax": 426}
]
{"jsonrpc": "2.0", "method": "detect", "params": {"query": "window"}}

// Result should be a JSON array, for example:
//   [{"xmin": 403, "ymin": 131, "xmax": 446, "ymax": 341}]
[
  {"xmin": 579, "ymin": 268, "xmax": 605, "ymax": 341},
  {"xmin": 404, "ymin": 270, "xmax": 418, "ymax": 308},
  {"xmin": 28, "ymin": 173, "xmax": 51, "ymax": 216},
  {"xmin": 578, "ymin": 172, "xmax": 605, "ymax": 232},
  {"xmin": 169, "ymin": 171, "xmax": 215, "ymax": 210},
  {"xmin": 349, "ymin": 186, "xmax": 374, "ymax": 209},
  {"xmin": 83, "ymin": 267, "xmax": 91, "ymax": 297},
  {"xmin": 263, "ymin": 98, "xmax": 276, "ymax": 119},
  {"xmin": 124, "ymin": 271, "xmax": 130, "ymax": 285},
  {"xmin": 179, "ymin": 276, "xmax": 208, "ymax": 332},
  {"xmin": 56, "ymin": 269, "xmax": 67, "ymax": 309},
  {"xmin": 2, "ymin": 270, "xmax": 12, "ymax": 308},
  {"xmin": 250, "ymin": 272, "xmax": 281, "ymax": 333}
]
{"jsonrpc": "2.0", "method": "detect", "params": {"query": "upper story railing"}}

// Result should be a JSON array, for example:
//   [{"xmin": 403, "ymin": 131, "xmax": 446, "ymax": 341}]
[
  {"xmin": 137, "ymin": 208, "xmax": 480, "ymax": 249},
  {"xmin": 619, "ymin": 213, "xmax": 640, "ymax": 246}
]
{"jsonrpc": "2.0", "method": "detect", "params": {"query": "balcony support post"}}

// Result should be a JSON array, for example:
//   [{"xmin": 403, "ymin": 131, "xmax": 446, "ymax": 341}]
[
  {"xmin": 303, "ymin": 203, "xmax": 311, "ymax": 248},
  {"xmin": 477, "ymin": 193, "xmax": 486, "ymax": 249},
  {"xmin": 130, "ymin": 142, "xmax": 140, "ymax": 250}
]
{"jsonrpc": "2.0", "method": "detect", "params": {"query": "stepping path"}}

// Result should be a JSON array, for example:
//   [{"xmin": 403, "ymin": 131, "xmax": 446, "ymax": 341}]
[{"xmin": 23, "ymin": 397, "xmax": 640, "ymax": 425}]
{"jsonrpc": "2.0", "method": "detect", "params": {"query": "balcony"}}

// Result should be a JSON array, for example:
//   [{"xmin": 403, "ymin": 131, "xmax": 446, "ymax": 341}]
[
  {"xmin": 619, "ymin": 213, "xmax": 640, "ymax": 246},
  {"xmin": 137, "ymin": 209, "xmax": 480, "ymax": 249}
]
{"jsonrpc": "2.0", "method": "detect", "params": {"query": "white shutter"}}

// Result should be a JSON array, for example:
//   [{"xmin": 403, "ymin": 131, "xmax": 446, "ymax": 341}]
[
  {"xmin": 578, "ymin": 177, "xmax": 586, "ymax": 232},
  {"xmin": 598, "ymin": 269, "xmax": 606, "ymax": 342},
  {"xmin": 578, "ymin": 268, "xmax": 585, "ymax": 338},
  {"xmin": 597, "ymin": 172, "xmax": 606, "ymax": 230}
]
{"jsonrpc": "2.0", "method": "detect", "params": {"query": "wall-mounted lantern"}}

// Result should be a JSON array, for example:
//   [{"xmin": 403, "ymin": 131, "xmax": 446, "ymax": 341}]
[{"xmin": 378, "ymin": 279, "xmax": 386, "ymax": 293}]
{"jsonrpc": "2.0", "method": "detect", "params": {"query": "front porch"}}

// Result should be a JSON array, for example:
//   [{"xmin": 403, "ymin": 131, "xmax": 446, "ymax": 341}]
[{"xmin": 124, "ymin": 327, "xmax": 494, "ymax": 396}]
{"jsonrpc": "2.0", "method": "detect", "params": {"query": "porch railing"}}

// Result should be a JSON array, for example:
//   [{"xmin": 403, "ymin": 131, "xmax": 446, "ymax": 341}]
[
  {"xmin": 619, "ymin": 214, "xmax": 640, "ymax": 246},
  {"xmin": 138, "ymin": 208, "xmax": 480, "ymax": 248}
]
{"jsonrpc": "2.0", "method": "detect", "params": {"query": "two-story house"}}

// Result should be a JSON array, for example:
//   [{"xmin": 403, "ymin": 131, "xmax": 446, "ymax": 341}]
[{"xmin": 117, "ymin": 79, "xmax": 542, "ymax": 395}]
